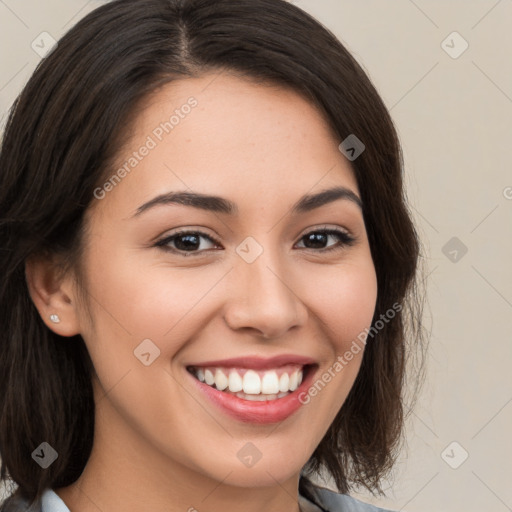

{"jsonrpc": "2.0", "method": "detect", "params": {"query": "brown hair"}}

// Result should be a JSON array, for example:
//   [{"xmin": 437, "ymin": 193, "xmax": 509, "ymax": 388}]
[{"xmin": 0, "ymin": 0, "xmax": 426, "ymax": 507}]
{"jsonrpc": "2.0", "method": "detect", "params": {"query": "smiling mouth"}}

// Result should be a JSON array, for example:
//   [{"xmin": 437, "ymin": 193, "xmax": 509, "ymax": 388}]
[{"xmin": 186, "ymin": 364, "xmax": 313, "ymax": 401}]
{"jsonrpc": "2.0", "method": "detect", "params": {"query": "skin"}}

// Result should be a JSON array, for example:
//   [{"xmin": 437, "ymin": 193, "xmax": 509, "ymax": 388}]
[{"xmin": 26, "ymin": 71, "xmax": 378, "ymax": 512}]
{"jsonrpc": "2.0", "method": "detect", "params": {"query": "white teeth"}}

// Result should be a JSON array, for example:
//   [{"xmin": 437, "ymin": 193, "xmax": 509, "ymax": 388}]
[
  {"xmin": 243, "ymin": 370, "xmax": 261, "ymax": 394},
  {"xmin": 192, "ymin": 366, "xmax": 305, "ymax": 398},
  {"xmin": 228, "ymin": 370, "xmax": 243, "ymax": 392},
  {"xmin": 289, "ymin": 370, "xmax": 299, "ymax": 391},
  {"xmin": 261, "ymin": 371, "xmax": 280, "ymax": 394},
  {"xmin": 204, "ymin": 369, "xmax": 215, "ymax": 386},
  {"xmin": 214, "ymin": 369, "xmax": 228, "ymax": 391},
  {"xmin": 278, "ymin": 373, "xmax": 289, "ymax": 392}
]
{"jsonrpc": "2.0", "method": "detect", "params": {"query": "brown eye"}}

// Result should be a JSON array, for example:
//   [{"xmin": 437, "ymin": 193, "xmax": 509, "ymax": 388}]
[
  {"xmin": 155, "ymin": 230, "xmax": 221, "ymax": 256},
  {"xmin": 296, "ymin": 229, "xmax": 356, "ymax": 252}
]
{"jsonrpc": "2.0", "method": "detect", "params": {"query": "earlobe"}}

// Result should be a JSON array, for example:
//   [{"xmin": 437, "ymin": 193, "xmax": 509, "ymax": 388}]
[{"xmin": 24, "ymin": 253, "xmax": 82, "ymax": 337}]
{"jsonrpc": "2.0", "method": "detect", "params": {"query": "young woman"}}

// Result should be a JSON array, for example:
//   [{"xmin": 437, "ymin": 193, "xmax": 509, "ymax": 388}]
[{"xmin": 0, "ymin": 1, "xmax": 425, "ymax": 511}]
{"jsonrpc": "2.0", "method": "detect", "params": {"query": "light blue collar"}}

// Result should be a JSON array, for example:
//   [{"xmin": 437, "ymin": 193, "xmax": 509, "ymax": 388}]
[{"xmin": 41, "ymin": 489, "xmax": 70, "ymax": 512}]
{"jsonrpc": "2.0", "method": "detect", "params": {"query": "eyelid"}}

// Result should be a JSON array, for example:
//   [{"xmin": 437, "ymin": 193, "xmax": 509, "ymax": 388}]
[{"xmin": 299, "ymin": 224, "xmax": 354, "ymax": 239}]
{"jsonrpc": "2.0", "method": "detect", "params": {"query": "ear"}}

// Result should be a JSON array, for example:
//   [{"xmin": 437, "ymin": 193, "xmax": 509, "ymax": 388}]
[{"xmin": 24, "ymin": 252, "xmax": 82, "ymax": 337}]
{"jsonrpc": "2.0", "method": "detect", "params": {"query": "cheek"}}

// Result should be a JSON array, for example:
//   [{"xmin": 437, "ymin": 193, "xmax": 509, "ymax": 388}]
[
  {"xmin": 83, "ymin": 243, "xmax": 224, "ymax": 345},
  {"xmin": 83, "ymin": 239, "xmax": 377, "ymax": 355},
  {"xmin": 293, "ymin": 258, "xmax": 377, "ymax": 439},
  {"xmin": 309, "ymin": 258, "xmax": 378, "ymax": 351},
  {"xmin": 82, "ymin": 230, "xmax": 377, "ymax": 370}
]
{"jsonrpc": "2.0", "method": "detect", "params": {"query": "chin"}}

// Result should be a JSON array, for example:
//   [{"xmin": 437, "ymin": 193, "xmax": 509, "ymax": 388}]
[
  {"xmin": 222, "ymin": 463, "xmax": 301, "ymax": 488},
  {"xmin": 192, "ymin": 446, "xmax": 309, "ymax": 488}
]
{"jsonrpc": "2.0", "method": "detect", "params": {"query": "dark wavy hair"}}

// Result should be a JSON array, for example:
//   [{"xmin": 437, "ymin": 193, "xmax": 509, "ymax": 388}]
[{"xmin": 0, "ymin": 0, "xmax": 426, "ymax": 507}]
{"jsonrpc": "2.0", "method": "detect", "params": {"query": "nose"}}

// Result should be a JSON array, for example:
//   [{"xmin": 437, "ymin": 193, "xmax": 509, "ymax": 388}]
[{"xmin": 223, "ymin": 247, "xmax": 308, "ymax": 339}]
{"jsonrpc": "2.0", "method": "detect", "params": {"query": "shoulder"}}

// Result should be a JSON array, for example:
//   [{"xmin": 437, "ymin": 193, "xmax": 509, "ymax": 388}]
[{"xmin": 299, "ymin": 476, "xmax": 396, "ymax": 512}]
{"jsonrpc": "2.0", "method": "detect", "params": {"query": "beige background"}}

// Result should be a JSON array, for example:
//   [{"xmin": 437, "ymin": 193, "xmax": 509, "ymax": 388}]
[{"xmin": 1, "ymin": 1, "xmax": 511, "ymax": 511}]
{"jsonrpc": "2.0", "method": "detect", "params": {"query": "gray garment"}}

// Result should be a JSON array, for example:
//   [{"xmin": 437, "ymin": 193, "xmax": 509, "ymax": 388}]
[
  {"xmin": 299, "ymin": 477, "xmax": 395, "ymax": 512},
  {"xmin": 1, "ymin": 477, "xmax": 395, "ymax": 512}
]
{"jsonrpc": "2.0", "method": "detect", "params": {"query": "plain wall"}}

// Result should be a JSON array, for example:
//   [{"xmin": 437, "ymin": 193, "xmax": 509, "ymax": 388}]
[{"xmin": 0, "ymin": 1, "xmax": 511, "ymax": 511}]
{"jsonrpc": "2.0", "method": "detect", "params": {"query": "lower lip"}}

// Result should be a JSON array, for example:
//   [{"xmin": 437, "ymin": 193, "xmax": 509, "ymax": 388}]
[{"xmin": 187, "ymin": 365, "xmax": 317, "ymax": 424}]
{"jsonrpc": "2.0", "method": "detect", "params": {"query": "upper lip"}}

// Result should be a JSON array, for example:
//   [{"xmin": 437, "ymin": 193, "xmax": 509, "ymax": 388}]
[{"xmin": 186, "ymin": 354, "xmax": 317, "ymax": 370}]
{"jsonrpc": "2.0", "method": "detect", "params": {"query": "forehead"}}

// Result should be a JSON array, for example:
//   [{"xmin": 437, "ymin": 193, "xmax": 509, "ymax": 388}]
[{"xmin": 90, "ymin": 71, "xmax": 359, "ymax": 221}]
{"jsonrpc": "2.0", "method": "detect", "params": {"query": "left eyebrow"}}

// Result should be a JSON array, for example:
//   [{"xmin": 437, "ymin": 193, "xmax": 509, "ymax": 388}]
[
  {"xmin": 291, "ymin": 186, "xmax": 362, "ymax": 214},
  {"xmin": 129, "ymin": 185, "xmax": 362, "ymax": 219}
]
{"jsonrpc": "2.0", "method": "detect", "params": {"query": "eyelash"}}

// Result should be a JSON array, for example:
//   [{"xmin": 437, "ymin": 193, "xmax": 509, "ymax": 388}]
[{"xmin": 154, "ymin": 227, "xmax": 356, "ymax": 257}]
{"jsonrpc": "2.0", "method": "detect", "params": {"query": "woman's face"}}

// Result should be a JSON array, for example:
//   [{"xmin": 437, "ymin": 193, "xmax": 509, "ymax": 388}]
[{"xmin": 67, "ymin": 72, "xmax": 377, "ymax": 488}]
